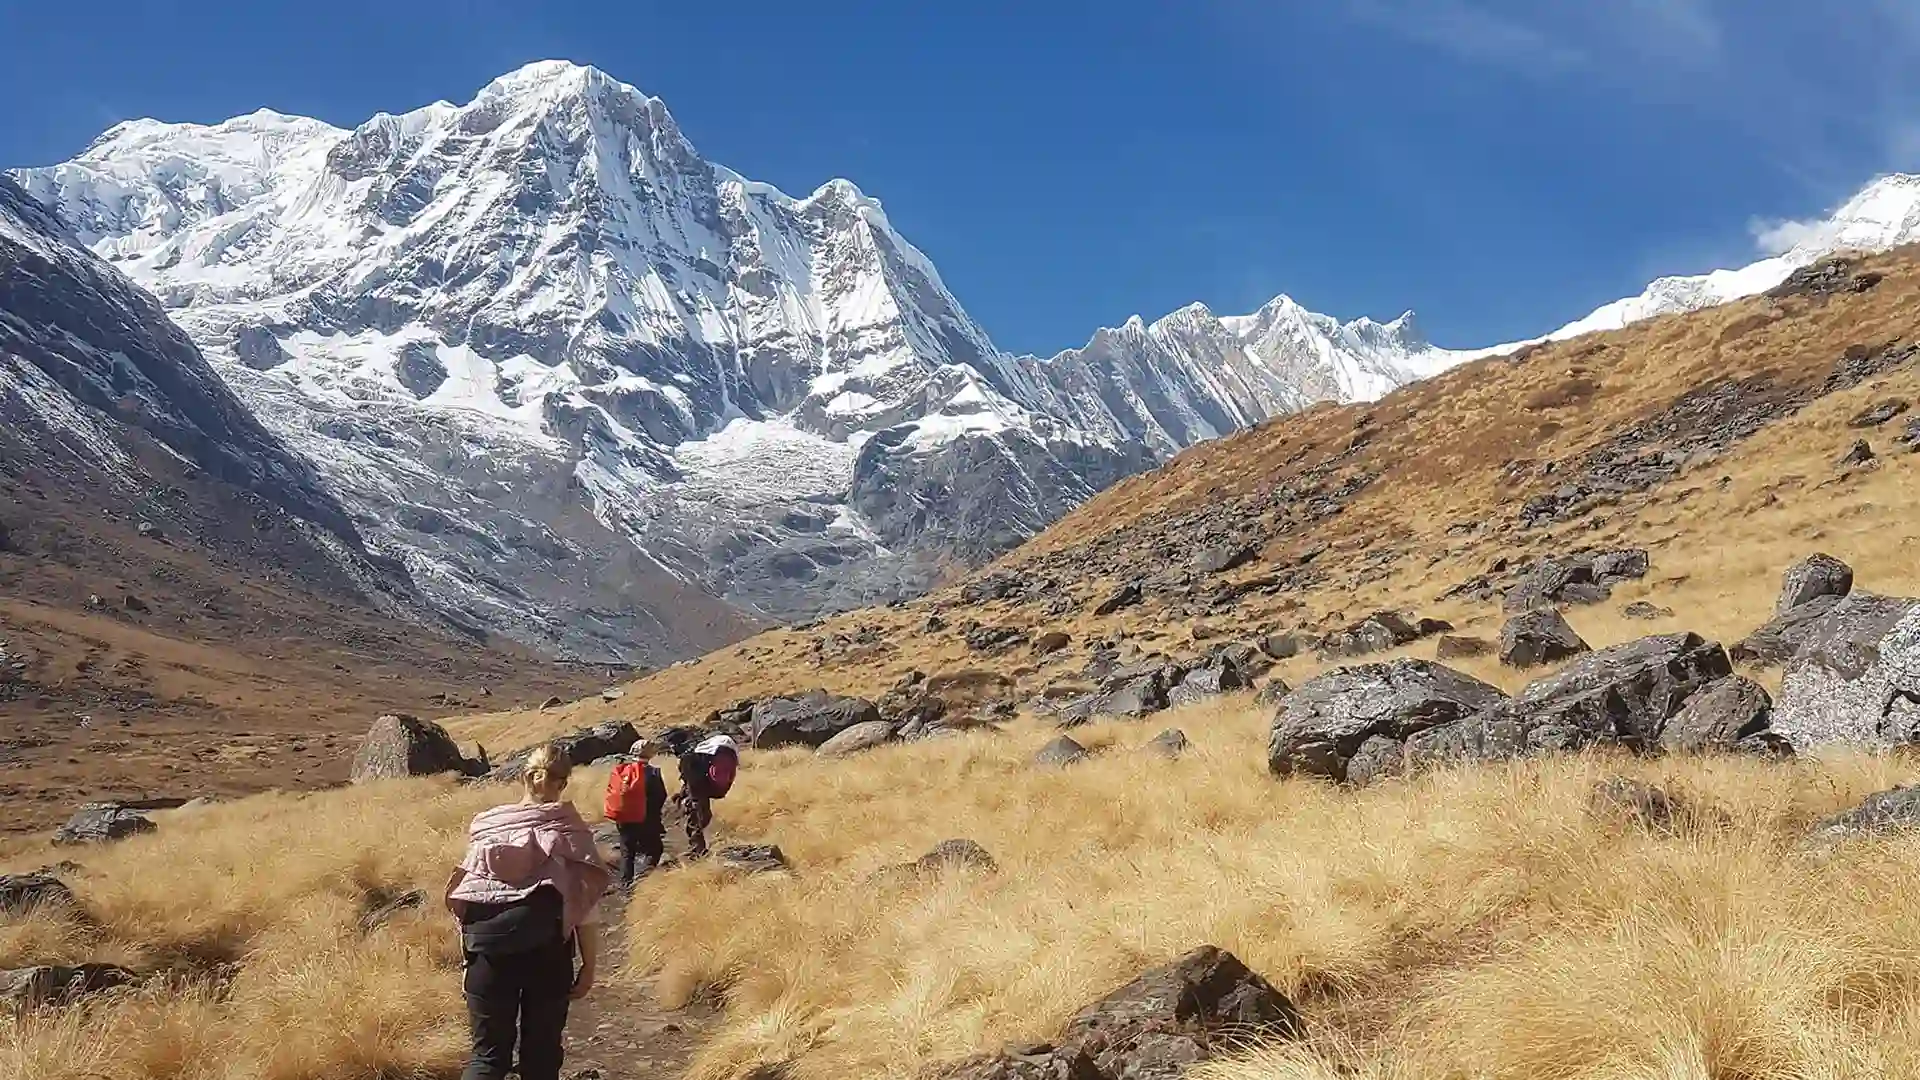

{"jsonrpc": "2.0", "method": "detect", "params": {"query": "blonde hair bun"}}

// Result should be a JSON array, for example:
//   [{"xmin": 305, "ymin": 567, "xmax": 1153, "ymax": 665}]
[{"xmin": 522, "ymin": 742, "xmax": 572, "ymax": 801}]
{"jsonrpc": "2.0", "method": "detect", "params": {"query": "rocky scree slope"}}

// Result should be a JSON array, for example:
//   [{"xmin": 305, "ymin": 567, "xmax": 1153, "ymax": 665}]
[{"xmin": 11, "ymin": 60, "xmax": 1481, "ymax": 648}]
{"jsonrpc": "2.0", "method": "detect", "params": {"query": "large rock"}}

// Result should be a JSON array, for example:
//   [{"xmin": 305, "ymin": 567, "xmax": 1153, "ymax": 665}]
[
  {"xmin": 1093, "ymin": 582, "xmax": 1144, "ymax": 617},
  {"xmin": 1499, "ymin": 609, "xmax": 1590, "ymax": 668},
  {"xmin": 1194, "ymin": 542, "xmax": 1259, "ymax": 575},
  {"xmin": 1407, "ymin": 633, "xmax": 1732, "ymax": 770},
  {"xmin": 1168, "ymin": 660, "xmax": 1249, "ymax": 709},
  {"xmin": 1503, "ymin": 549, "xmax": 1650, "ymax": 612},
  {"xmin": 1317, "ymin": 610, "xmax": 1451, "ymax": 659},
  {"xmin": 1772, "ymin": 604, "xmax": 1920, "ymax": 749},
  {"xmin": 818, "ymin": 720, "xmax": 897, "ymax": 758},
  {"xmin": 1146, "ymin": 729, "xmax": 1190, "ymax": 759},
  {"xmin": 1267, "ymin": 659, "xmax": 1508, "ymax": 783},
  {"xmin": 489, "ymin": 720, "xmax": 639, "ymax": 782},
  {"xmin": 350, "ymin": 714, "xmax": 480, "ymax": 782},
  {"xmin": 52, "ymin": 803, "xmax": 155, "ymax": 846},
  {"xmin": 1035, "ymin": 735, "xmax": 1092, "ymax": 768},
  {"xmin": 1058, "ymin": 946, "xmax": 1305, "ymax": 1079},
  {"xmin": 0, "ymin": 873, "xmax": 76, "ymax": 916},
  {"xmin": 931, "ymin": 1046, "xmax": 1102, "ymax": 1080},
  {"xmin": 1812, "ymin": 785, "xmax": 1920, "ymax": 843},
  {"xmin": 1777, "ymin": 553, "xmax": 1854, "ymax": 614},
  {"xmin": 1659, "ymin": 676, "xmax": 1774, "ymax": 752},
  {"xmin": 0, "ymin": 963, "xmax": 135, "ymax": 1010},
  {"xmin": 750, "ymin": 691, "xmax": 882, "ymax": 749}
]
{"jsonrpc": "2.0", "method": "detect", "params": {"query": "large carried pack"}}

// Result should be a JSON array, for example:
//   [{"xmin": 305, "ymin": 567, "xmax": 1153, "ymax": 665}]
[{"xmin": 603, "ymin": 760, "xmax": 655, "ymax": 824}]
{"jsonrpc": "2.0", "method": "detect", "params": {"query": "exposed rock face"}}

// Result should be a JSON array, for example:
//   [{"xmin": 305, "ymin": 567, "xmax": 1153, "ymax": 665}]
[
  {"xmin": 1777, "ymin": 553, "xmax": 1854, "ymax": 615},
  {"xmin": 1731, "ymin": 592, "xmax": 1912, "ymax": 667},
  {"xmin": 1813, "ymin": 785, "xmax": 1920, "ymax": 843},
  {"xmin": 1502, "ymin": 549, "xmax": 1650, "ymax": 612},
  {"xmin": 1660, "ymin": 676, "xmax": 1775, "ymax": 752},
  {"xmin": 912, "ymin": 839, "xmax": 998, "ymax": 875},
  {"xmin": 817, "ymin": 720, "xmax": 897, "ymax": 758},
  {"xmin": 350, "ymin": 714, "xmax": 480, "ymax": 782},
  {"xmin": 1772, "ymin": 605, "xmax": 1920, "ymax": 749},
  {"xmin": 1499, "ymin": 609, "xmax": 1591, "ymax": 668},
  {"xmin": 1267, "ymin": 659, "xmax": 1508, "ymax": 783},
  {"xmin": 1168, "ymin": 659, "xmax": 1249, "ymax": 709},
  {"xmin": 1406, "ymin": 633, "xmax": 1733, "ymax": 770},
  {"xmin": 1035, "ymin": 735, "xmax": 1091, "ymax": 768},
  {"xmin": 1317, "ymin": 610, "xmax": 1451, "ymax": 659},
  {"xmin": 1093, "ymin": 583, "xmax": 1144, "ymax": 617},
  {"xmin": 932, "ymin": 1046, "xmax": 1103, "ymax": 1080},
  {"xmin": 52, "ymin": 803, "xmax": 156, "ymax": 845},
  {"xmin": 1058, "ymin": 946, "xmax": 1306, "ymax": 1080},
  {"xmin": 1146, "ymin": 729, "xmax": 1190, "ymax": 758},
  {"xmin": 489, "ymin": 720, "xmax": 639, "ymax": 781},
  {"xmin": 749, "ymin": 691, "xmax": 882, "ymax": 749}
]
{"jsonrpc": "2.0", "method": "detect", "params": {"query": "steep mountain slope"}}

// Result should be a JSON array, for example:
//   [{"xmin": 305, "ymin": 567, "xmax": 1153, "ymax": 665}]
[
  {"xmin": 0, "ymin": 174, "xmax": 609, "ymax": 831},
  {"xmin": 11, "ymin": 60, "xmax": 1478, "ymax": 641}
]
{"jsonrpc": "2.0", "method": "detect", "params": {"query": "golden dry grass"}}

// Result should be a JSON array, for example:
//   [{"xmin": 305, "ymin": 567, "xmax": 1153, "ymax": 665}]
[{"xmin": 599, "ymin": 700, "xmax": 1920, "ymax": 1080}]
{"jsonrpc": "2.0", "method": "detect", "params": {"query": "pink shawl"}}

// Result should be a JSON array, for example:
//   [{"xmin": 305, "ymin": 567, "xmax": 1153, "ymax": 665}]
[{"xmin": 444, "ymin": 801, "xmax": 610, "ymax": 933}]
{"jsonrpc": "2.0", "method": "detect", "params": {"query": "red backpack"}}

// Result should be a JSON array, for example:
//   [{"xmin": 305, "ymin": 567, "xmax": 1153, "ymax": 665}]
[{"xmin": 603, "ymin": 761, "xmax": 651, "ymax": 823}]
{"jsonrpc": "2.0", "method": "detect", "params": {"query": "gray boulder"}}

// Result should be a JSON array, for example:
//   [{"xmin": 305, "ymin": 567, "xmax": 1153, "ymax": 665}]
[
  {"xmin": 1777, "ymin": 553, "xmax": 1854, "ymax": 614},
  {"xmin": 1194, "ymin": 542, "xmax": 1259, "ymax": 575},
  {"xmin": 489, "ymin": 720, "xmax": 639, "ymax": 782},
  {"xmin": 1499, "ymin": 609, "xmax": 1590, "ymax": 668},
  {"xmin": 1812, "ymin": 785, "xmax": 1920, "ymax": 843},
  {"xmin": 1058, "ymin": 946, "xmax": 1305, "ymax": 1078},
  {"xmin": 1344, "ymin": 735, "xmax": 1407, "ymax": 787},
  {"xmin": 350, "ymin": 714, "xmax": 481, "ymax": 782},
  {"xmin": 52, "ymin": 803, "xmax": 155, "ymax": 846},
  {"xmin": 1503, "ymin": 549, "xmax": 1650, "ymax": 612},
  {"xmin": 818, "ymin": 720, "xmax": 897, "ymax": 758},
  {"xmin": 1268, "ymin": 659, "xmax": 1508, "ymax": 783},
  {"xmin": 1317, "ymin": 610, "xmax": 1451, "ymax": 659},
  {"xmin": 931, "ymin": 1046, "xmax": 1102, "ymax": 1080},
  {"xmin": 1168, "ymin": 662, "xmax": 1248, "ymax": 710},
  {"xmin": 1258, "ymin": 633, "xmax": 1304, "ymax": 660},
  {"xmin": 1435, "ymin": 634, "xmax": 1493, "ymax": 660},
  {"xmin": 1772, "ymin": 604, "xmax": 1920, "ymax": 749},
  {"xmin": 751, "ymin": 691, "xmax": 882, "ymax": 749},
  {"xmin": 1660, "ymin": 676, "xmax": 1774, "ymax": 752},
  {"xmin": 1407, "ymin": 633, "xmax": 1732, "ymax": 769},
  {"xmin": 1035, "ymin": 735, "xmax": 1091, "ymax": 768},
  {"xmin": 1093, "ymin": 582, "xmax": 1144, "ymax": 617},
  {"xmin": 1146, "ymin": 729, "xmax": 1190, "ymax": 758}
]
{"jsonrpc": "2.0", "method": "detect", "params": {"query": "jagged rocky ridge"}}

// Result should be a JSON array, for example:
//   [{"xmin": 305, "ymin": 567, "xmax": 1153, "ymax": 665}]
[
  {"xmin": 8, "ymin": 61, "xmax": 1480, "ymax": 649},
  {"xmin": 14, "ymin": 61, "xmax": 1920, "ymax": 660}
]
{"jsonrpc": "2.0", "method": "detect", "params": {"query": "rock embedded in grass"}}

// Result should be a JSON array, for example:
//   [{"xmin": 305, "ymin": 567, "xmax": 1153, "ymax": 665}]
[
  {"xmin": 1145, "ymin": 729, "xmax": 1189, "ymax": 758},
  {"xmin": 1812, "ymin": 784, "xmax": 1920, "ymax": 843},
  {"xmin": 1588, "ymin": 777, "xmax": 1690, "ymax": 835},
  {"xmin": 1660, "ymin": 676, "xmax": 1774, "ymax": 753},
  {"xmin": 912, "ymin": 839, "xmax": 997, "ymax": 875},
  {"xmin": 817, "ymin": 720, "xmax": 897, "ymax": 758},
  {"xmin": 0, "ymin": 963, "xmax": 135, "ymax": 1010},
  {"xmin": 749, "ymin": 691, "xmax": 882, "ymax": 749},
  {"xmin": 1034, "ymin": 735, "xmax": 1091, "ymax": 768},
  {"xmin": 1058, "ymin": 945, "xmax": 1306, "ymax": 1076},
  {"xmin": 0, "ymin": 873, "xmax": 76, "ymax": 916},
  {"xmin": 1776, "ymin": 552, "xmax": 1855, "ymax": 615},
  {"xmin": 1316, "ymin": 609, "xmax": 1452, "ymax": 659},
  {"xmin": 1267, "ymin": 658, "xmax": 1507, "ymax": 784},
  {"xmin": 350, "ymin": 713, "xmax": 482, "ymax": 782},
  {"xmin": 51, "ymin": 802, "xmax": 156, "ymax": 846},
  {"xmin": 1435, "ymin": 634, "xmax": 1493, "ymax": 659},
  {"xmin": 716, "ymin": 844, "xmax": 789, "ymax": 874},
  {"xmin": 1498, "ymin": 608, "xmax": 1590, "ymax": 668}
]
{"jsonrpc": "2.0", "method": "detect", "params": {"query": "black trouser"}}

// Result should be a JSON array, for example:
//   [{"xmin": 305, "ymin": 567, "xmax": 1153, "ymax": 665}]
[
  {"xmin": 461, "ymin": 935, "xmax": 574, "ymax": 1080},
  {"xmin": 616, "ymin": 822, "xmax": 664, "ymax": 887}
]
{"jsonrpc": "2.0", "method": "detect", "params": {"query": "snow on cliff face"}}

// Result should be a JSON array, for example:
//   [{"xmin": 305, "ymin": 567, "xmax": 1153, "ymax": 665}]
[{"xmin": 12, "ymin": 60, "xmax": 1472, "ymax": 636}]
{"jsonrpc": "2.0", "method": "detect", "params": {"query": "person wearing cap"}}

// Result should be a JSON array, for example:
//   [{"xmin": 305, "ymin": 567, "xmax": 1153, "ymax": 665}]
[{"xmin": 676, "ymin": 733, "xmax": 738, "ymax": 859}]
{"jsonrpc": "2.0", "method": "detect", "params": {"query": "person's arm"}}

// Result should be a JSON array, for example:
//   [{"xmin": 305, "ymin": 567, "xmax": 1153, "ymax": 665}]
[
  {"xmin": 571, "ymin": 924, "xmax": 600, "ymax": 999},
  {"xmin": 443, "ymin": 867, "xmax": 469, "ymax": 918}
]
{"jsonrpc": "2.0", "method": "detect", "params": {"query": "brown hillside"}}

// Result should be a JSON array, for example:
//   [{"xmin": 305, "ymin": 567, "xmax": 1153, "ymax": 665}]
[{"xmin": 463, "ymin": 248, "xmax": 1920, "ymax": 751}]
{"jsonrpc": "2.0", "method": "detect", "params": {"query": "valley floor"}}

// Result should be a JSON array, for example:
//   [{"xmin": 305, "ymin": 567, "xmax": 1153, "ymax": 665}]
[{"xmin": 9, "ymin": 705, "xmax": 1920, "ymax": 1080}]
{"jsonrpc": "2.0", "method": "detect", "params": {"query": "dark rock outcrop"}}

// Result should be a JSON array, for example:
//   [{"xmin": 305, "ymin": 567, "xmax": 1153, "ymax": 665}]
[
  {"xmin": 1622, "ymin": 601, "xmax": 1674, "ymax": 620},
  {"xmin": 1777, "ymin": 553, "xmax": 1854, "ymax": 615},
  {"xmin": 490, "ymin": 720, "xmax": 639, "ymax": 781},
  {"xmin": 359, "ymin": 889, "xmax": 426, "ymax": 934},
  {"xmin": 1406, "ymin": 633, "xmax": 1733, "ymax": 770},
  {"xmin": 750, "ymin": 691, "xmax": 882, "ymax": 750},
  {"xmin": 1194, "ymin": 543, "xmax": 1259, "ymax": 575},
  {"xmin": 351, "ymin": 714, "xmax": 481, "ymax": 782},
  {"xmin": 1317, "ymin": 610, "xmax": 1452, "ymax": 659},
  {"xmin": 912, "ymin": 839, "xmax": 998, "ymax": 875},
  {"xmin": 1812, "ymin": 785, "xmax": 1920, "ymax": 843},
  {"xmin": 1168, "ymin": 659, "xmax": 1248, "ymax": 709},
  {"xmin": 1503, "ymin": 549, "xmax": 1650, "ymax": 612},
  {"xmin": 1146, "ymin": 729, "xmax": 1190, "ymax": 758},
  {"xmin": 52, "ymin": 803, "xmax": 156, "ymax": 846},
  {"xmin": 931, "ymin": 1045, "xmax": 1103, "ymax": 1080},
  {"xmin": 1093, "ymin": 583, "xmax": 1144, "ymax": 617},
  {"xmin": 1435, "ymin": 634, "xmax": 1493, "ymax": 660},
  {"xmin": 1035, "ymin": 735, "xmax": 1091, "ymax": 768},
  {"xmin": 1058, "ymin": 946, "xmax": 1306, "ymax": 1079},
  {"xmin": 1267, "ymin": 659, "xmax": 1508, "ymax": 783},
  {"xmin": 716, "ymin": 844, "xmax": 789, "ymax": 874},
  {"xmin": 0, "ymin": 873, "xmax": 76, "ymax": 916},
  {"xmin": 0, "ymin": 963, "xmax": 135, "ymax": 1010},
  {"xmin": 1659, "ymin": 676, "xmax": 1774, "ymax": 752},
  {"xmin": 1499, "ymin": 609, "xmax": 1590, "ymax": 668}
]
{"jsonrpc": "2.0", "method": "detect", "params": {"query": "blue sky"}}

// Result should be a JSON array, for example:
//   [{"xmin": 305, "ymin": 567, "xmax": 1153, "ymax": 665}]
[{"xmin": 4, "ymin": 1, "xmax": 1919, "ymax": 353}]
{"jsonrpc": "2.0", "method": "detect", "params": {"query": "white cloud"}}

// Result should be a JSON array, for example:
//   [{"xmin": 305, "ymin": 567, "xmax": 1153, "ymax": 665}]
[
  {"xmin": 1344, "ymin": 0, "xmax": 1585, "ymax": 75},
  {"xmin": 1747, "ymin": 214, "xmax": 1835, "ymax": 256}
]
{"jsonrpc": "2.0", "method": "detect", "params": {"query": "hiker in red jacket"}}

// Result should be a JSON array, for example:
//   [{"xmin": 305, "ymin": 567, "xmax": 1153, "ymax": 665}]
[
  {"xmin": 676, "ymin": 733, "xmax": 738, "ymax": 859},
  {"xmin": 602, "ymin": 741, "xmax": 667, "ymax": 890}
]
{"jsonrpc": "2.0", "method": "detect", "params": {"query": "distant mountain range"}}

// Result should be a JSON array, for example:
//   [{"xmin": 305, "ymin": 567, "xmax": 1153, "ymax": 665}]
[{"xmin": 12, "ymin": 59, "xmax": 1920, "ymax": 661}]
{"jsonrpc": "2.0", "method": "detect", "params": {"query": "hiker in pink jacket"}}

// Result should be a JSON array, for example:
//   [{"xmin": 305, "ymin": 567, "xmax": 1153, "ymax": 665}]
[{"xmin": 445, "ymin": 743, "xmax": 611, "ymax": 1080}]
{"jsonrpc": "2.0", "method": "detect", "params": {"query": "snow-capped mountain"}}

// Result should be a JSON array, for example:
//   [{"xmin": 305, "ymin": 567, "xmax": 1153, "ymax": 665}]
[
  {"xmin": 1545, "ymin": 173, "xmax": 1920, "ymax": 341},
  {"xmin": 10, "ymin": 60, "xmax": 1477, "ymax": 646}
]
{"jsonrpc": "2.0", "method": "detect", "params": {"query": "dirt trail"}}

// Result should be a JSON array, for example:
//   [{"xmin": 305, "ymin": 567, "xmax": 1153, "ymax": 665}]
[{"xmin": 565, "ymin": 887, "xmax": 715, "ymax": 1079}]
